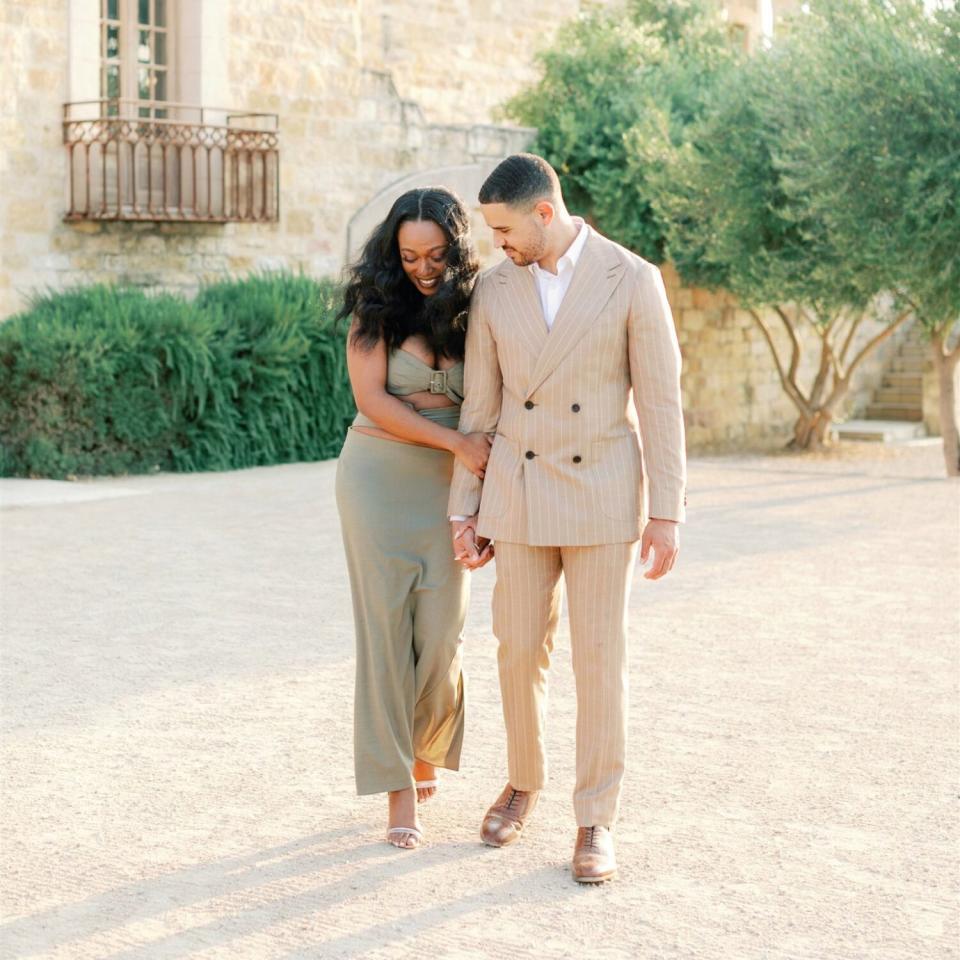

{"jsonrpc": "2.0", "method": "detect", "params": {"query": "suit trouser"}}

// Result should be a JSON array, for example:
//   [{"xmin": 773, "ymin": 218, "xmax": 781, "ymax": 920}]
[{"xmin": 491, "ymin": 539, "xmax": 638, "ymax": 827}]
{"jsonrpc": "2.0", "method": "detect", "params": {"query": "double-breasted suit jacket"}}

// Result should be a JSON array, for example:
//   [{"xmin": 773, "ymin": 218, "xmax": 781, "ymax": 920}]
[{"xmin": 448, "ymin": 226, "xmax": 686, "ymax": 545}]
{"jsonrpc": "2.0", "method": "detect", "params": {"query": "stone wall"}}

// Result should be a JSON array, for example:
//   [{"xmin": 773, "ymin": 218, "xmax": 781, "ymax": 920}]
[{"xmin": 1, "ymin": 1, "xmax": 69, "ymax": 318}]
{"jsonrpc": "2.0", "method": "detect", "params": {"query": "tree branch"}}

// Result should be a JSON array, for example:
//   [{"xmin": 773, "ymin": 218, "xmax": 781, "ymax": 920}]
[
  {"xmin": 942, "ymin": 317, "xmax": 960, "ymax": 368},
  {"xmin": 809, "ymin": 324, "xmax": 835, "ymax": 408},
  {"xmin": 822, "ymin": 307, "xmax": 843, "ymax": 341},
  {"xmin": 773, "ymin": 305, "xmax": 803, "ymax": 385},
  {"xmin": 797, "ymin": 305, "xmax": 821, "ymax": 334},
  {"xmin": 846, "ymin": 308, "xmax": 913, "ymax": 378},
  {"xmin": 751, "ymin": 308, "xmax": 810, "ymax": 415},
  {"xmin": 838, "ymin": 311, "xmax": 865, "ymax": 372}
]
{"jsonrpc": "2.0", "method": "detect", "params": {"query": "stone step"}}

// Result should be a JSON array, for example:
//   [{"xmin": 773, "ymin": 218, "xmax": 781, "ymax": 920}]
[
  {"xmin": 889, "ymin": 357, "xmax": 927, "ymax": 373},
  {"xmin": 833, "ymin": 419, "xmax": 927, "ymax": 443},
  {"xmin": 866, "ymin": 403, "xmax": 924, "ymax": 421},
  {"xmin": 872, "ymin": 388, "xmax": 923, "ymax": 405},
  {"xmin": 882, "ymin": 373, "xmax": 922, "ymax": 389}
]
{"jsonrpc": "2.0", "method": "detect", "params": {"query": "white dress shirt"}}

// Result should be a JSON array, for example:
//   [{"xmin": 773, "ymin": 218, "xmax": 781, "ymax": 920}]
[{"xmin": 528, "ymin": 217, "xmax": 588, "ymax": 330}]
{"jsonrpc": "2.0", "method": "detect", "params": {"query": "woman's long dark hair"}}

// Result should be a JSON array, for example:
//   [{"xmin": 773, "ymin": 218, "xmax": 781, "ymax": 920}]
[{"xmin": 338, "ymin": 187, "xmax": 478, "ymax": 360}]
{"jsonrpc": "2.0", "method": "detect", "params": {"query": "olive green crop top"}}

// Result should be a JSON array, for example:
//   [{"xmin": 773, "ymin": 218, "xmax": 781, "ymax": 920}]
[
  {"xmin": 385, "ymin": 348, "xmax": 464, "ymax": 403},
  {"xmin": 352, "ymin": 348, "xmax": 464, "ymax": 430}
]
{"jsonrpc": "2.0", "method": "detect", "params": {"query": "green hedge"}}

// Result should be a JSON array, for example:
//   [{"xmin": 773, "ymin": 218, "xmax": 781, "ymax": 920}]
[{"xmin": 0, "ymin": 274, "xmax": 356, "ymax": 478}]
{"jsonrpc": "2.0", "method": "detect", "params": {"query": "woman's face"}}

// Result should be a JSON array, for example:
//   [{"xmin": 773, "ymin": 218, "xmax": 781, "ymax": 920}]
[{"xmin": 397, "ymin": 219, "xmax": 449, "ymax": 297}]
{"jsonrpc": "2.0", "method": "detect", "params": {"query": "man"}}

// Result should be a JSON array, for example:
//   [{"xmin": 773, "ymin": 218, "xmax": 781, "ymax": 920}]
[{"xmin": 449, "ymin": 153, "xmax": 686, "ymax": 884}]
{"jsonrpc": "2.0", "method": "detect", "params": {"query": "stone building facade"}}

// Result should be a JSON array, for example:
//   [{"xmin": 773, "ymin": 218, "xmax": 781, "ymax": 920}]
[
  {"xmin": 3, "ymin": 0, "xmax": 582, "ymax": 313},
  {"xmin": 2, "ymin": 0, "xmax": 901, "ymax": 450}
]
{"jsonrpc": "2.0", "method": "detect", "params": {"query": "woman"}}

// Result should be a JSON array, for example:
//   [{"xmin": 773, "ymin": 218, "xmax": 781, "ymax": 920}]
[{"xmin": 335, "ymin": 187, "xmax": 492, "ymax": 850}]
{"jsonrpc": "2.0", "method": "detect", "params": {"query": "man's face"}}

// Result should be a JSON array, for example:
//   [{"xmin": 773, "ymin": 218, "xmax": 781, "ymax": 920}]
[{"xmin": 480, "ymin": 201, "xmax": 550, "ymax": 267}]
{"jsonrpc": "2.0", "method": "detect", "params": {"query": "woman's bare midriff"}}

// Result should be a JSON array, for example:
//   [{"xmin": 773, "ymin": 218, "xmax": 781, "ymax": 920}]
[
  {"xmin": 352, "ymin": 390, "xmax": 456, "ymax": 447},
  {"xmin": 351, "ymin": 337, "xmax": 458, "ymax": 447}
]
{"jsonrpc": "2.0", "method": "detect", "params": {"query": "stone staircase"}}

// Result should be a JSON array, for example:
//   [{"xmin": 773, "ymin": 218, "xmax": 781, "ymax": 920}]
[{"xmin": 835, "ymin": 329, "xmax": 928, "ymax": 442}]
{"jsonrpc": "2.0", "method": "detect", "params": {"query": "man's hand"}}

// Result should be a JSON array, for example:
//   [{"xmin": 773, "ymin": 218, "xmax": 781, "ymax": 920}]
[
  {"xmin": 470, "ymin": 535, "xmax": 495, "ymax": 569},
  {"xmin": 450, "ymin": 517, "xmax": 494, "ymax": 570},
  {"xmin": 640, "ymin": 518, "xmax": 679, "ymax": 580}
]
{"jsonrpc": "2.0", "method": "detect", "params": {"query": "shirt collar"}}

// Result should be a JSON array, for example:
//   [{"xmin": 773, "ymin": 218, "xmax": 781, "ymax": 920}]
[{"xmin": 529, "ymin": 217, "xmax": 588, "ymax": 279}]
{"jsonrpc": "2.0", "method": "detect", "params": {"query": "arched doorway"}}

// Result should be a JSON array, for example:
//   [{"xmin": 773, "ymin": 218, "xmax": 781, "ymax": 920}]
[{"xmin": 345, "ymin": 162, "xmax": 505, "ymax": 269}]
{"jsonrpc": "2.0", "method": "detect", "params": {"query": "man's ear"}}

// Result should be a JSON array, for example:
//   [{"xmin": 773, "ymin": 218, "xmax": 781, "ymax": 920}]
[{"xmin": 534, "ymin": 200, "xmax": 555, "ymax": 227}]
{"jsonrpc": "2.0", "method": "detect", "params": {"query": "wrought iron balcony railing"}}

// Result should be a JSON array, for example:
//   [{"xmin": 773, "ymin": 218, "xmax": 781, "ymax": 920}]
[{"xmin": 63, "ymin": 100, "xmax": 280, "ymax": 223}]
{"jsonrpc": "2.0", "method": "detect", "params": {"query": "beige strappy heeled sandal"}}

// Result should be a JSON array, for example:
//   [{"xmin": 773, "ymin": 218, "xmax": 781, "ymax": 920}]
[
  {"xmin": 415, "ymin": 779, "xmax": 439, "ymax": 803},
  {"xmin": 386, "ymin": 825, "xmax": 423, "ymax": 849}
]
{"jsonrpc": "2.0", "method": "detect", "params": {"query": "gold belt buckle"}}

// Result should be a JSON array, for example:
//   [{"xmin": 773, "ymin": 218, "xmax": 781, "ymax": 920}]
[{"xmin": 429, "ymin": 370, "xmax": 448, "ymax": 394}]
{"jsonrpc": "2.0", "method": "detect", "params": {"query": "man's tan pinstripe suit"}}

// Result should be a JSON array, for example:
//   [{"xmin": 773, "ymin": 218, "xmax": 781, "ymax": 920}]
[{"xmin": 449, "ymin": 226, "xmax": 686, "ymax": 827}]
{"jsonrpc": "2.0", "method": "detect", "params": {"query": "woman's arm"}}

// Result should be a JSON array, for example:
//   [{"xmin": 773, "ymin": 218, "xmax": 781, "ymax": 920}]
[{"xmin": 347, "ymin": 328, "xmax": 489, "ymax": 479}]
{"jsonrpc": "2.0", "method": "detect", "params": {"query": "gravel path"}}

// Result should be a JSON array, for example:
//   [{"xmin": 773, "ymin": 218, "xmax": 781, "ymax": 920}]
[{"xmin": 1, "ymin": 443, "xmax": 957, "ymax": 960}]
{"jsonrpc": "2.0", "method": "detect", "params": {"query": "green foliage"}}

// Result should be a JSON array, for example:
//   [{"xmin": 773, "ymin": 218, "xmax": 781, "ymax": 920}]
[
  {"xmin": 652, "ymin": 42, "xmax": 879, "ymax": 318},
  {"xmin": 654, "ymin": 0, "xmax": 959, "ymax": 331},
  {"xmin": 503, "ymin": 0, "xmax": 739, "ymax": 262},
  {"xmin": 770, "ymin": 0, "xmax": 960, "ymax": 335},
  {"xmin": 191, "ymin": 273, "xmax": 355, "ymax": 470},
  {"xmin": 0, "ymin": 274, "xmax": 354, "ymax": 478}
]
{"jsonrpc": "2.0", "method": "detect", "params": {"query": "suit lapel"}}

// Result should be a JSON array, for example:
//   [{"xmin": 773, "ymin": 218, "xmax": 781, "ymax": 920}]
[
  {"xmin": 495, "ymin": 263, "xmax": 548, "ymax": 359},
  {"xmin": 524, "ymin": 231, "xmax": 625, "ymax": 399}
]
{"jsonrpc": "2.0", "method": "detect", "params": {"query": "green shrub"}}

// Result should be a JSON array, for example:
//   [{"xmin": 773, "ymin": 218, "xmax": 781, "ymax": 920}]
[
  {"xmin": 189, "ymin": 272, "xmax": 355, "ymax": 470},
  {"xmin": 0, "ymin": 274, "xmax": 355, "ymax": 478}
]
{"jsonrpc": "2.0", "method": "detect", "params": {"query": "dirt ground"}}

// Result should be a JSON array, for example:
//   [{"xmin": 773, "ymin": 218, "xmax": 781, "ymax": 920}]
[{"xmin": 1, "ymin": 442, "xmax": 957, "ymax": 959}]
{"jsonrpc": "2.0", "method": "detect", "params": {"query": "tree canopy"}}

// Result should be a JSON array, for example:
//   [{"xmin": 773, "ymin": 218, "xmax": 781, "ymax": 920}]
[{"xmin": 503, "ymin": 0, "xmax": 739, "ymax": 263}]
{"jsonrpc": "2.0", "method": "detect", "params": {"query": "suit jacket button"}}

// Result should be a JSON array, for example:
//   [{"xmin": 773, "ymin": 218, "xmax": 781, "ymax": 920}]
[
  {"xmin": 572, "ymin": 455, "xmax": 582, "ymax": 464},
  {"xmin": 525, "ymin": 450, "xmax": 535, "ymax": 460},
  {"xmin": 571, "ymin": 403, "xmax": 581, "ymax": 412},
  {"xmin": 524, "ymin": 400, "xmax": 535, "ymax": 410}
]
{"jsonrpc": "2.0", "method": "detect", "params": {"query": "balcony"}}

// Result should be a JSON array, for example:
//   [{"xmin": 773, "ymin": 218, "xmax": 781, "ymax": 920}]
[{"xmin": 63, "ymin": 100, "xmax": 280, "ymax": 224}]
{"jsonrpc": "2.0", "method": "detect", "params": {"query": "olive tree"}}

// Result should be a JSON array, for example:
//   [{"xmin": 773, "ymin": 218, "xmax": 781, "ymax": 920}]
[
  {"xmin": 503, "ymin": 0, "xmax": 739, "ymax": 263},
  {"xmin": 772, "ymin": 0, "xmax": 960, "ymax": 473},
  {"xmin": 652, "ymin": 44, "xmax": 912, "ymax": 449}
]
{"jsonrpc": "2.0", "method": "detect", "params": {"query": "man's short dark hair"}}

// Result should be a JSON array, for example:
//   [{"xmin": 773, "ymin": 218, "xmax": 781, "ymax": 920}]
[{"xmin": 478, "ymin": 153, "xmax": 562, "ymax": 209}]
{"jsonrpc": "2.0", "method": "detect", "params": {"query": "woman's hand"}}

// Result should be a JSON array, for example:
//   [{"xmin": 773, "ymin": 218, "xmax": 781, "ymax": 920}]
[
  {"xmin": 452, "ymin": 431, "xmax": 492, "ymax": 479},
  {"xmin": 451, "ymin": 519, "xmax": 495, "ymax": 571}
]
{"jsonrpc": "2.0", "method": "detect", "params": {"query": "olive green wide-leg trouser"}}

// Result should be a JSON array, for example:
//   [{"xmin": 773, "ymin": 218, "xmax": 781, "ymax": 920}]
[{"xmin": 336, "ymin": 428, "xmax": 468, "ymax": 796}]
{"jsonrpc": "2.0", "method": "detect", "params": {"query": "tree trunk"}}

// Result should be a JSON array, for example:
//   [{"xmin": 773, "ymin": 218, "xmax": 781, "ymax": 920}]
[
  {"xmin": 755, "ymin": 305, "xmax": 909, "ymax": 453},
  {"xmin": 932, "ymin": 332, "xmax": 960, "ymax": 478},
  {"xmin": 789, "ymin": 407, "xmax": 839, "ymax": 450}
]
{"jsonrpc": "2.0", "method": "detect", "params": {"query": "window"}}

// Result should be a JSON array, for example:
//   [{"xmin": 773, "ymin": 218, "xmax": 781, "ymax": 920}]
[
  {"xmin": 100, "ymin": 0, "xmax": 173, "ymax": 118},
  {"xmin": 65, "ymin": 0, "xmax": 279, "ymax": 222}
]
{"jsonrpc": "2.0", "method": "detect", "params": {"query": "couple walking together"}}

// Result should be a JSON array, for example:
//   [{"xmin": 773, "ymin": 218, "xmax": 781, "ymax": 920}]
[{"xmin": 335, "ymin": 153, "xmax": 686, "ymax": 884}]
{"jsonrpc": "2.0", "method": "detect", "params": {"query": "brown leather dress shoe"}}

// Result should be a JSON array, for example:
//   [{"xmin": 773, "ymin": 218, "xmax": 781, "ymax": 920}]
[
  {"xmin": 572, "ymin": 825, "xmax": 617, "ymax": 883},
  {"xmin": 480, "ymin": 783, "xmax": 539, "ymax": 847}
]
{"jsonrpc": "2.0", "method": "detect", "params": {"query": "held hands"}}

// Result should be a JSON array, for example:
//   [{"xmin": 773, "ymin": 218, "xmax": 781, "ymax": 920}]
[
  {"xmin": 452, "ymin": 432, "xmax": 493, "ymax": 479},
  {"xmin": 640, "ymin": 518, "xmax": 679, "ymax": 580},
  {"xmin": 450, "ymin": 516, "xmax": 494, "ymax": 570}
]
